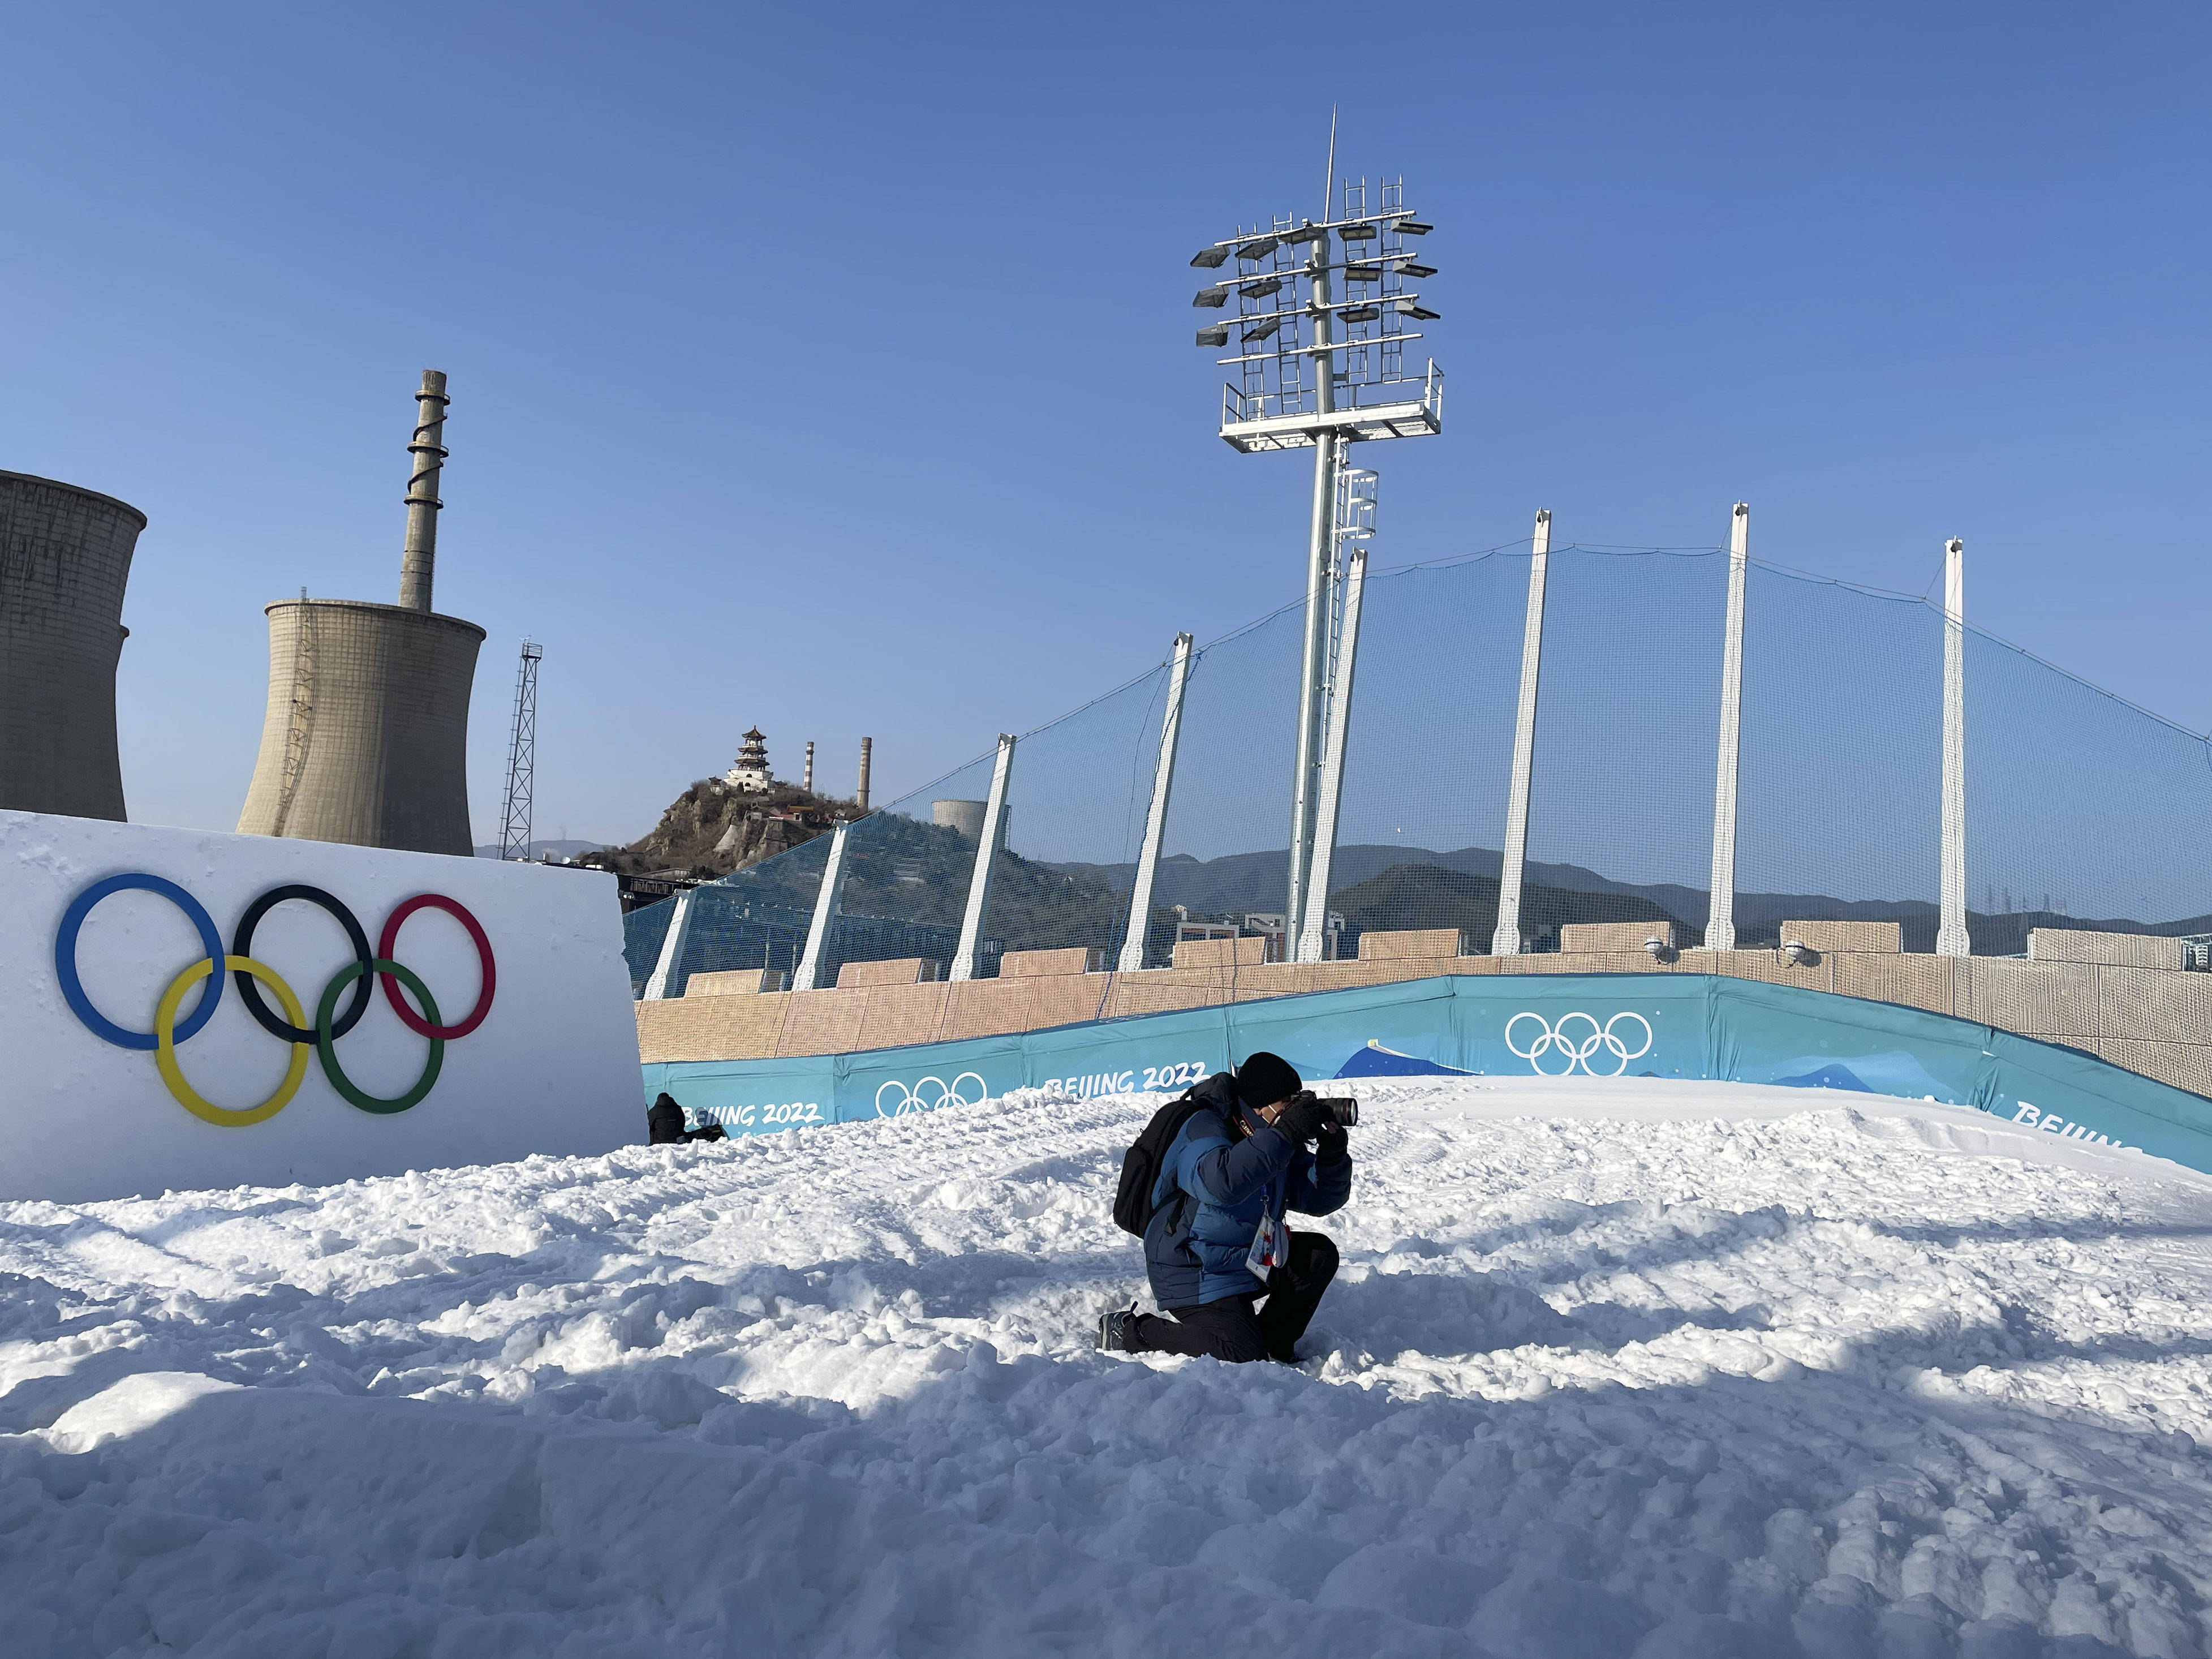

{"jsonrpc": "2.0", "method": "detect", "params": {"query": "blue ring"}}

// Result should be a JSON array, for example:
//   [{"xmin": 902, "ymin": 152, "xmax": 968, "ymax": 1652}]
[{"xmin": 56, "ymin": 874, "xmax": 225, "ymax": 1051}]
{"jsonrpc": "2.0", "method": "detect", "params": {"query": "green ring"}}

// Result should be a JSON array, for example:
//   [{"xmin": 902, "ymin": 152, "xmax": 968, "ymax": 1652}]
[{"xmin": 317, "ymin": 958, "xmax": 444, "ymax": 1114}]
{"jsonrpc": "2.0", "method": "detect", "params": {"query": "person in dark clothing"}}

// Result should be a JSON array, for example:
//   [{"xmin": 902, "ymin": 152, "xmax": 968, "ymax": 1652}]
[
  {"xmin": 645, "ymin": 1092, "xmax": 727, "ymax": 1145},
  {"xmin": 1098, "ymin": 1051, "xmax": 1352, "ymax": 1364}
]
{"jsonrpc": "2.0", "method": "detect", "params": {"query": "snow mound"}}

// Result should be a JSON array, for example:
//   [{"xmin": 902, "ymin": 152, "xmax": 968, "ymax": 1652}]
[{"xmin": 3, "ymin": 1077, "xmax": 2210, "ymax": 1657}]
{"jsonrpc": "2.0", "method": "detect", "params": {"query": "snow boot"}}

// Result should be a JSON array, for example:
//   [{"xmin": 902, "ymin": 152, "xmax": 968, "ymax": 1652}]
[{"xmin": 1097, "ymin": 1303, "xmax": 1139, "ymax": 1353}]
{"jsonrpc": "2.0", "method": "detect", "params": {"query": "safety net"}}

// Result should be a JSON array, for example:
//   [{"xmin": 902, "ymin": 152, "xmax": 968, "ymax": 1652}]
[
  {"xmin": 1735, "ymin": 562, "xmax": 1946, "ymax": 946},
  {"xmin": 1147, "ymin": 601, "xmax": 1305, "ymax": 949},
  {"xmin": 626, "ymin": 533, "xmax": 2212, "ymax": 992},
  {"xmin": 1315, "ymin": 552, "xmax": 1524, "ymax": 952}
]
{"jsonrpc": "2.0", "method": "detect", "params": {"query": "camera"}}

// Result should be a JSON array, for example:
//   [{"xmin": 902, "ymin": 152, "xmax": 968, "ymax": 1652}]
[{"xmin": 1292, "ymin": 1090, "xmax": 1359, "ymax": 1128}]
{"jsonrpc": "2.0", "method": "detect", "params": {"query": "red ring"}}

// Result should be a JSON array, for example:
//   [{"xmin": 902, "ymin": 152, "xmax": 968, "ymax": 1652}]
[{"xmin": 377, "ymin": 894, "xmax": 496, "ymax": 1039}]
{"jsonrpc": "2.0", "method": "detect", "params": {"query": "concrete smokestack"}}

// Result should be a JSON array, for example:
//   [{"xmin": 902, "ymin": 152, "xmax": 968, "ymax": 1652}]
[
  {"xmin": 857, "ymin": 736, "xmax": 872, "ymax": 811},
  {"xmin": 803, "ymin": 741, "xmax": 815, "ymax": 793},
  {"xmin": 398, "ymin": 369, "xmax": 448, "ymax": 613},
  {"xmin": 0, "ymin": 471, "xmax": 144, "ymax": 820},
  {"xmin": 237, "ymin": 372, "xmax": 483, "ymax": 856}
]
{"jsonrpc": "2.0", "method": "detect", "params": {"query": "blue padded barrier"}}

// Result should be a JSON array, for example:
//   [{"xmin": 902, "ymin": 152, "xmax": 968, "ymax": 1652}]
[{"xmin": 641, "ymin": 973, "xmax": 2212, "ymax": 1174}]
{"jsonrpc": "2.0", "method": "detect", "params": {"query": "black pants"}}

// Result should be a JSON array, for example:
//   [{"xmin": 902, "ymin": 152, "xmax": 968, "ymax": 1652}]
[{"xmin": 1130, "ymin": 1231, "xmax": 1338, "ymax": 1364}]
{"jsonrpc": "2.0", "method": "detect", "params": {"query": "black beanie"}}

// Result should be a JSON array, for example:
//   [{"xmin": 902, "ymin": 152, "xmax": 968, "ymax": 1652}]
[{"xmin": 1233, "ymin": 1051, "xmax": 1302, "ymax": 1110}]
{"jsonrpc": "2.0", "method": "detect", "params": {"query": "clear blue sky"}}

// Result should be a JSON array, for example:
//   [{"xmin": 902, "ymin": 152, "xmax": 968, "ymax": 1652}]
[{"xmin": 5, "ymin": 2, "xmax": 2207, "ymax": 848}]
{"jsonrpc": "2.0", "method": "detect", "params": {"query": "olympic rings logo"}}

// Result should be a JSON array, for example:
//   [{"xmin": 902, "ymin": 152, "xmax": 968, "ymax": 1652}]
[
  {"xmin": 1505, "ymin": 1011, "xmax": 1654, "ymax": 1078},
  {"xmin": 54, "ymin": 873, "xmax": 495, "ymax": 1129},
  {"xmin": 874, "ymin": 1072, "xmax": 987, "ymax": 1118}
]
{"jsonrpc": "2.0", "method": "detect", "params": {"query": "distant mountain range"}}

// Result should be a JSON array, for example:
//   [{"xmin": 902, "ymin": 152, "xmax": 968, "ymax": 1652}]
[
  {"xmin": 1329, "ymin": 862, "xmax": 1679, "ymax": 948},
  {"xmin": 473, "ymin": 839, "xmax": 606, "ymax": 860},
  {"xmin": 1044, "ymin": 842, "xmax": 2211, "ymax": 953}
]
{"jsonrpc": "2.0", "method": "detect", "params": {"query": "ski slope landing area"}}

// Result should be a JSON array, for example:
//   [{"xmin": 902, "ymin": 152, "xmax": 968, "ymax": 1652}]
[{"xmin": 3, "ymin": 1077, "xmax": 2210, "ymax": 1658}]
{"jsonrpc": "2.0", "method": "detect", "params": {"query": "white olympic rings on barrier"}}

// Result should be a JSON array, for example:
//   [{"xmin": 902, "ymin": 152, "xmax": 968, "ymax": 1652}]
[
  {"xmin": 875, "ymin": 1071, "xmax": 988, "ymax": 1118},
  {"xmin": 1505, "ymin": 1011, "xmax": 1654, "ymax": 1078}
]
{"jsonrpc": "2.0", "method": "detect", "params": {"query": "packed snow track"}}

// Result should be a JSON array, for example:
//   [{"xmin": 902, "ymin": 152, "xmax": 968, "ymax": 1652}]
[{"xmin": 3, "ymin": 1076, "xmax": 2210, "ymax": 1657}]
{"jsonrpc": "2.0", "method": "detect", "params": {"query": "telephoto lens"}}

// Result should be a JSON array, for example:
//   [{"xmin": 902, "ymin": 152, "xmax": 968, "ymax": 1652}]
[{"xmin": 1312, "ymin": 1095, "xmax": 1359, "ymax": 1128}]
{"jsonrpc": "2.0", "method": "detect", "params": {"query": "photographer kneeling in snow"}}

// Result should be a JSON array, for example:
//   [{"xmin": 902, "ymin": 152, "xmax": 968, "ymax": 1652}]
[{"xmin": 1098, "ymin": 1052, "xmax": 1350, "ymax": 1364}]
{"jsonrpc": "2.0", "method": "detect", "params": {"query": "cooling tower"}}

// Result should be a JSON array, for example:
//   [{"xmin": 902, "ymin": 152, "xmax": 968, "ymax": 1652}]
[
  {"xmin": 236, "ymin": 371, "xmax": 484, "ymax": 856},
  {"xmin": 235, "ymin": 598, "xmax": 484, "ymax": 854},
  {"xmin": 933, "ymin": 798, "xmax": 987, "ymax": 843},
  {"xmin": 932, "ymin": 798, "xmax": 1009, "ymax": 848},
  {"xmin": 0, "ymin": 470, "xmax": 144, "ymax": 820}
]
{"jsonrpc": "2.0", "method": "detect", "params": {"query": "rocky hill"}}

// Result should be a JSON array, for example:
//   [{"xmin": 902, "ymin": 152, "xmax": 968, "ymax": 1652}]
[
  {"xmin": 576, "ymin": 779, "xmax": 853, "ymax": 881},
  {"xmin": 699, "ymin": 805, "xmax": 1139, "ymax": 957}
]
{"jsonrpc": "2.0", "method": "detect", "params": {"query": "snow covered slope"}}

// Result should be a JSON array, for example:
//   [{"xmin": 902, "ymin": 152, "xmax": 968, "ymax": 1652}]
[{"xmin": 3, "ymin": 1077, "xmax": 2210, "ymax": 1657}]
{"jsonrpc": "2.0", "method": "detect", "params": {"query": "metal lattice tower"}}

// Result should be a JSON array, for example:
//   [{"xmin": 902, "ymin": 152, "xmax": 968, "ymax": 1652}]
[{"xmin": 499, "ymin": 639, "xmax": 543, "ymax": 861}]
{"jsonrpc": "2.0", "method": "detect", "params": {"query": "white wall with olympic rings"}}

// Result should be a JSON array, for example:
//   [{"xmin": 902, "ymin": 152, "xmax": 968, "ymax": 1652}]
[{"xmin": 3, "ymin": 807, "xmax": 641, "ymax": 1202}]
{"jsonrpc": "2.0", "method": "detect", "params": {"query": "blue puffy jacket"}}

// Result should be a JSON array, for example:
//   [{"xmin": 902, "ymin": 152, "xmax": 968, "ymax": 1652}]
[{"xmin": 1143, "ymin": 1072, "xmax": 1353, "ymax": 1308}]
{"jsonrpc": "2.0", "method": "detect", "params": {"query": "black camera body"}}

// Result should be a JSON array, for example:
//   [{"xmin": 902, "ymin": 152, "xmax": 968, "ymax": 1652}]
[{"xmin": 1292, "ymin": 1090, "xmax": 1359, "ymax": 1128}]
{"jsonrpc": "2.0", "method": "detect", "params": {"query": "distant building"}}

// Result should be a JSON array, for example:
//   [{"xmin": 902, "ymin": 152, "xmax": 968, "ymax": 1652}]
[
  {"xmin": 724, "ymin": 727, "xmax": 772, "ymax": 793},
  {"xmin": 0, "ymin": 470, "xmax": 144, "ymax": 821}
]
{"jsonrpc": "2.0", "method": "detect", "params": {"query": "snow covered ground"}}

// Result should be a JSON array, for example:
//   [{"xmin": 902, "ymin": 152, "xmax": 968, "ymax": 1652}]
[{"xmin": 3, "ymin": 1076, "xmax": 2210, "ymax": 1658}]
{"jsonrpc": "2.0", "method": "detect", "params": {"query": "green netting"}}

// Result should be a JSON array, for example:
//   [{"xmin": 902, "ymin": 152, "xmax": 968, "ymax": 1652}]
[
  {"xmin": 621, "ymin": 899, "xmax": 674, "ymax": 992},
  {"xmin": 990, "ymin": 660, "xmax": 1170, "ymax": 964},
  {"xmin": 1517, "ymin": 548, "xmax": 1728, "ymax": 947},
  {"xmin": 627, "ymin": 534, "xmax": 2212, "ymax": 995},
  {"xmin": 824, "ymin": 751, "xmax": 997, "ymax": 981},
  {"xmin": 1316, "ymin": 553, "xmax": 1525, "ymax": 952},
  {"xmin": 1735, "ymin": 563, "xmax": 1945, "ymax": 945},
  {"xmin": 1151, "ymin": 604, "xmax": 1303, "ymax": 929},
  {"xmin": 1965, "ymin": 628, "xmax": 2212, "ymax": 947},
  {"xmin": 632, "ymin": 832, "xmax": 831, "ymax": 997}
]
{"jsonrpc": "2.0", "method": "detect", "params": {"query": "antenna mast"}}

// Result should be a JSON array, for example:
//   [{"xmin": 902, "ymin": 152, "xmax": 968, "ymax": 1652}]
[
  {"xmin": 1322, "ymin": 106, "xmax": 1337, "ymax": 220},
  {"xmin": 499, "ymin": 639, "xmax": 543, "ymax": 860}
]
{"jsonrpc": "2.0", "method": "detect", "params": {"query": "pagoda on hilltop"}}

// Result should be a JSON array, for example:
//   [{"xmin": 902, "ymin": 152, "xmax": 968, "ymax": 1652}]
[{"xmin": 724, "ymin": 728, "xmax": 772, "ymax": 793}]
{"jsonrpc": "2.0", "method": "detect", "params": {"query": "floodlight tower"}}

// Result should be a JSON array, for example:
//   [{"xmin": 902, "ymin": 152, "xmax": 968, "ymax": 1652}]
[
  {"xmin": 499, "ymin": 639, "xmax": 542, "ymax": 860},
  {"xmin": 1187, "ymin": 137, "xmax": 1443, "ymax": 949}
]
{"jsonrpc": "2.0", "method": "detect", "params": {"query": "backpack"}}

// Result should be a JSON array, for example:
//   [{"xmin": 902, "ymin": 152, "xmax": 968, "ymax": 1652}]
[{"xmin": 1112, "ymin": 1090, "xmax": 1221, "ymax": 1236}]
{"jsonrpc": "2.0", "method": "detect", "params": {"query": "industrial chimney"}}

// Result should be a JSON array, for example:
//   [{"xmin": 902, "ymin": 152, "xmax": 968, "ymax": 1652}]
[
  {"xmin": 236, "ymin": 372, "xmax": 485, "ymax": 856},
  {"xmin": 803, "ymin": 740, "xmax": 815, "ymax": 794},
  {"xmin": 397, "ymin": 371, "xmax": 446, "ymax": 612},
  {"xmin": 857, "ymin": 736, "xmax": 872, "ymax": 811},
  {"xmin": 0, "ymin": 470, "xmax": 144, "ymax": 820}
]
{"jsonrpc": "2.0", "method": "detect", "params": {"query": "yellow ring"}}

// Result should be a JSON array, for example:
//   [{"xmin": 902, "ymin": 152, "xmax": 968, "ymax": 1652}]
[{"xmin": 155, "ymin": 955, "xmax": 309, "ymax": 1127}]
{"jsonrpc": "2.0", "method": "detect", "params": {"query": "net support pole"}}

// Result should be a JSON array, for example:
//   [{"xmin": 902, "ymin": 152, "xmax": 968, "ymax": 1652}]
[
  {"xmin": 794, "ymin": 820, "xmax": 852, "ymax": 990},
  {"xmin": 1284, "ymin": 214, "xmax": 1340, "ymax": 949},
  {"xmin": 641, "ymin": 887, "xmax": 697, "ymax": 1000},
  {"xmin": 950, "ymin": 733, "xmax": 1016, "ymax": 982},
  {"xmin": 1491, "ymin": 509, "xmax": 1553, "ymax": 956},
  {"xmin": 1298, "ymin": 547, "xmax": 1367, "ymax": 964},
  {"xmin": 1936, "ymin": 537, "xmax": 1972, "ymax": 957},
  {"xmin": 1285, "ymin": 430, "xmax": 1340, "ymax": 947},
  {"xmin": 1704, "ymin": 502, "xmax": 1751, "ymax": 952},
  {"xmin": 1118, "ymin": 633, "xmax": 1195, "ymax": 973}
]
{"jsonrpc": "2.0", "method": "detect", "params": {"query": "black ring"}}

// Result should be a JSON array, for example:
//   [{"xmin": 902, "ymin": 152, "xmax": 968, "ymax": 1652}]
[{"xmin": 230, "ymin": 884, "xmax": 375, "ymax": 1045}]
